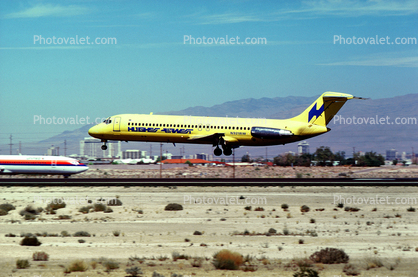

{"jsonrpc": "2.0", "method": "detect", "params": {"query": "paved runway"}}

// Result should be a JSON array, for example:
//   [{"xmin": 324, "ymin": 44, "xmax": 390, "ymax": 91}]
[{"xmin": 1, "ymin": 178, "xmax": 418, "ymax": 186}]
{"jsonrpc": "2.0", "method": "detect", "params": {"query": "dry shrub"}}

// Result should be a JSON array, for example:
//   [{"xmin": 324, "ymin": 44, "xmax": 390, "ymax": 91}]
[
  {"xmin": 33, "ymin": 251, "xmax": 49, "ymax": 261},
  {"xmin": 16, "ymin": 259, "xmax": 30, "ymax": 269},
  {"xmin": 309, "ymin": 248, "xmax": 349, "ymax": 264},
  {"xmin": 46, "ymin": 199, "xmax": 66, "ymax": 211},
  {"xmin": 19, "ymin": 205, "xmax": 41, "ymax": 216},
  {"xmin": 301, "ymin": 205, "xmax": 310, "ymax": 212},
  {"xmin": 294, "ymin": 258, "xmax": 313, "ymax": 269},
  {"xmin": 107, "ymin": 198, "xmax": 123, "ymax": 206},
  {"xmin": 0, "ymin": 203, "xmax": 16, "ymax": 212},
  {"xmin": 20, "ymin": 236, "xmax": 42, "ymax": 246},
  {"xmin": 65, "ymin": 260, "xmax": 88, "ymax": 272},
  {"xmin": 343, "ymin": 263, "xmax": 360, "ymax": 276},
  {"xmin": 103, "ymin": 259, "xmax": 120, "ymax": 271},
  {"xmin": 164, "ymin": 203, "xmax": 183, "ymax": 211},
  {"xmin": 73, "ymin": 231, "xmax": 91, "ymax": 237},
  {"xmin": 78, "ymin": 206, "xmax": 92, "ymax": 214},
  {"xmin": 125, "ymin": 266, "xmax": 143, "ymax": 276},
  {"xmin": 293, "ymin": 267, "xmax": 319, "ymax": 277},
  {"xmin": 213, "ymin": 249, "xmax": 243, "ymax": 270},
  {"xmin": 365, "ymin": 258, "xmax": 383, "ymax": 269},
  {"xmin": 261, "ymin": 258, "xmax": 270, "ymax": 265},
  {"xmin": 93, "ymin": 203, "xmax": 107, "ymax": 212},
  {"xmin": 191, "ymin": 257, "xmax": 203, "ymax": 267}
]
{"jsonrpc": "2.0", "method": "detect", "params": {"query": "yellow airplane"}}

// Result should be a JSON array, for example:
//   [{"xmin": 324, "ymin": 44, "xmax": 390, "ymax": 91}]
[{"xmin": 88, "ymin": 92, "xmax": 365, "ymax": 156}]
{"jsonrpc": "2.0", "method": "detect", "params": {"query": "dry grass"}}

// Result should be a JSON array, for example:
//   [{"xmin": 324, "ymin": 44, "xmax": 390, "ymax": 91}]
[
  {"xmin": 64, "ymin": 260, "xmax": 88, "ymax": 273},
  {"xmin": 213, "ymin": 249, "xmax": 243, "ymax": 270}
]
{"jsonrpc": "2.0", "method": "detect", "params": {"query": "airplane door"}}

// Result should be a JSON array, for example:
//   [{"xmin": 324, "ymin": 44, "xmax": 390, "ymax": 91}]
[{"xmin": 113, "ymin": 117, "xmax": 121, "ymax": 132}]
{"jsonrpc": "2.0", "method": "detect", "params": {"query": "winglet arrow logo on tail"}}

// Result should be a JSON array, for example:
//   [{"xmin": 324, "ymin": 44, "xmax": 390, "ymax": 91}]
[{"xmin": 308, "ymin": 103, "xmax": 324, "ymax": 122}]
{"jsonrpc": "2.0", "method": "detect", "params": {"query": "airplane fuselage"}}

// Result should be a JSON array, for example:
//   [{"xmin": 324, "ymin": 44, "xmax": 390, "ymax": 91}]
[
  {"xmin": 0, "ymin": 155, "xmax": 88, "ymax": 177},
  {"xmin": 88, "ymin": 92, "xmax": 360, "ymax": 156}
]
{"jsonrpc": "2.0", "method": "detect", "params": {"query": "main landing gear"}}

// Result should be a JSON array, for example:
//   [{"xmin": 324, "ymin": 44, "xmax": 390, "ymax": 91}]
[
  {"xmin": 214, "ymin": 145, "xmax": 232, "ymax": 156},
  {"xmin": 213, "ymin": 137, "xmax": 232, "ymax": 156},
  {"xmin": 101, "ymin": 140, "xmax": 107, "ymax": 150}
]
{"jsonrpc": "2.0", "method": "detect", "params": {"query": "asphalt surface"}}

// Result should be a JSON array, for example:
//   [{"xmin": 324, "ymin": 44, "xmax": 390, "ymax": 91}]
[{"xmin": 1, "ymin": 178, "xmax": 418, "ymax": 186}]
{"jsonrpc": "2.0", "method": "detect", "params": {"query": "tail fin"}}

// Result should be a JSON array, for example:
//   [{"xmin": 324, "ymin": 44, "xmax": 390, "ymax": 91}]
[{"xmin": 291, "ymin": 92, "xmax": 354, "ymax": 127}]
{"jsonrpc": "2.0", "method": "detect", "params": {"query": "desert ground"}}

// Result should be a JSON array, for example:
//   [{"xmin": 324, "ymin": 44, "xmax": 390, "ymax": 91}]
[
  {"xmin": 0, "ymin": 179, "xmax": 417, "ymax": 276},
  {"xmin": 1, "ymin": 164, "xmax": 418, "ymax": 179}
]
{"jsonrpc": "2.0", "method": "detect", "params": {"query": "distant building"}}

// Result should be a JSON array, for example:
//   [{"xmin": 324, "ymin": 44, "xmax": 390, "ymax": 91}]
[
  {"xmin": 297, "ymin": 141, "xmax": 309, "ymax": 154},
  {"xmin": 123, "ymin": 150, "xmax": 141, "ymax": 159},
  {"xmin": 47, "ymin": 145, "xmax": 59, "ymax": 156},
  {"xmin": 81, "ymin": 138, "xmax": 121, "ymax": 158},
  {"xmin": 386, "ymin": 149, "xmax": 397, "ymax": 160},
  {"xmin": 196, "ymin": 153, "xmax": 208, "ymax": 160}
]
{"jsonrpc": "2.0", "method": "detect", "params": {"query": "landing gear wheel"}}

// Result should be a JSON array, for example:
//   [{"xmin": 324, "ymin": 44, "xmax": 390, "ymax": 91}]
[
  {"xmin": 214, "ymin": 147, "xmax": 222, "ymax": 156},
  {"xmin": 223, "ymin": 147, "xmax": 232, "ymax": 156},
  {"xmin": 101, "ymin": 145, "xmax": 107, "ymax": 150}
]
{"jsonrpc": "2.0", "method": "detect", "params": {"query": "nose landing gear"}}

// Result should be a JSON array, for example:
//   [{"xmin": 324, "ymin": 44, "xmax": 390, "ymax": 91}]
[{"xmin": 101, "ymin": 140, "xmax": 108, "ymax": 150}]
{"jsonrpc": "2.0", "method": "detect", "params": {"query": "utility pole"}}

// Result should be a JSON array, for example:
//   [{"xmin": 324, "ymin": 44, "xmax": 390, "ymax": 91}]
[
  {"xmin": 412, "ymin": 147, "xmax": 415, "ymax": 164},
  {"xmin": 64, "ymin": 140, "xmax": 67, "ymax": 156},
  {"xmin": 232, "ymin": 148, "xmax": 235, "ymax": 178},
  {"xmin": 9, "ymin": 135, "xmax": 13, "ymax": 155},
  {"xmin": 265, "ymin": 147, "xmax": 268, "ymax": 162},
  {"xmin": 353, "ymin": 147, "xmax": 356, "ymax": 164},
  {"xmin": 159, "ymin": 143, "xmax": 162, "ymax": 178}
]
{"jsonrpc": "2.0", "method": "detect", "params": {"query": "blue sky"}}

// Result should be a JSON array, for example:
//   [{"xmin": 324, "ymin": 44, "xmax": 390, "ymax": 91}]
[{"xmin": 0, "ymin": 0, "xmax": 417, "ymax": 145}]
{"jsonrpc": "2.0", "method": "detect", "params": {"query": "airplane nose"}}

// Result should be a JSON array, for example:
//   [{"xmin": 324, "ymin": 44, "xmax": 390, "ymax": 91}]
[{"xmin": 88, "ymin": 125, "xmax": 101, "ymax": 137}]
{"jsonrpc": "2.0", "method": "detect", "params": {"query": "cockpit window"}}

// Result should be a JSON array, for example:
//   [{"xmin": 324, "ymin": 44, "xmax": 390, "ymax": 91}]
[{"xmin": 103, "ymin": 117, "xmax": 112, "ymax": 124}]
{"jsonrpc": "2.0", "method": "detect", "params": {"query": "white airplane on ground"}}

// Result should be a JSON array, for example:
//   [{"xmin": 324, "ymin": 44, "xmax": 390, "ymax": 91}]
[
  {"xmin": 113, "ymin": 158, "xmax": 155, "ymax": 165},
  {"xmin": 0, "ymin": 155, "xmax": 88, "ymax": 178}
]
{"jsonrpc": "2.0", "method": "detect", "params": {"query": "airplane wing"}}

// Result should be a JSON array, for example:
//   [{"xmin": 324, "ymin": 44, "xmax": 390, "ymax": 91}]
[
  {"xmin": 187, "ymin": 133, "xmax": 224, "ymax": 142},
  {"xmin": 187, "ymin": 133, "xmax": 239, "ymax": 143}
]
